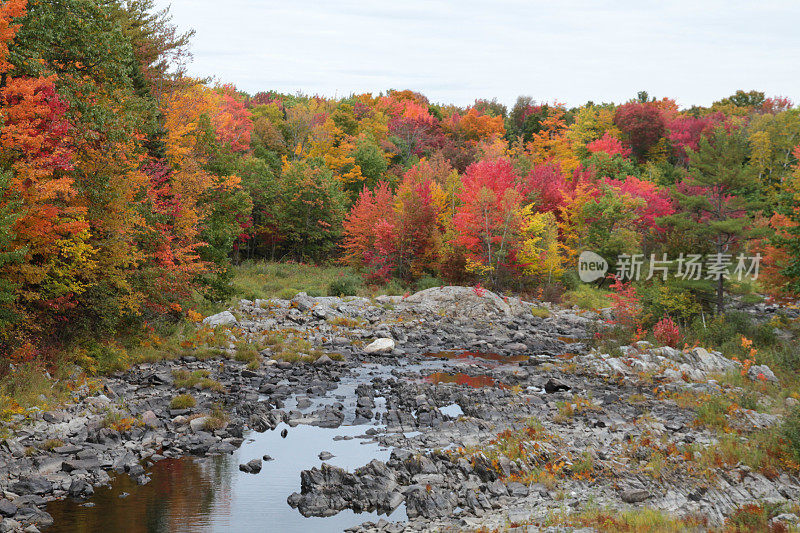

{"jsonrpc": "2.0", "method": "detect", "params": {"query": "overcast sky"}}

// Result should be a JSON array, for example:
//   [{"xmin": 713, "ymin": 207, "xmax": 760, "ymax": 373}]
[{"xmin": 152, "ymin": 0, "xmax": 800, "ymax": 109}]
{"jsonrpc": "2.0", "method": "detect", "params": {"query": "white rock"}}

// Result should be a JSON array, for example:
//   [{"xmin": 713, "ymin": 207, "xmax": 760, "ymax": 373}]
[
  {"xmin": 748, "ymin": 364, "xmax": 778, "ymax": 383},
  {"xmin": 364, "ymin": 338, "xmax": 395, "ymax": 354},
  {"xmin": 189, "ymin": 417, "xmax": 208, "ymax": 433},
  {"xmin": 202, "ymin": 311, "xmax": 237, "ymax": 327}
]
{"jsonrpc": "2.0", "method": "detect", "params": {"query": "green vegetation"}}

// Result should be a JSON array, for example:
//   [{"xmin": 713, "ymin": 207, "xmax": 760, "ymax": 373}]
[
  {"xmin": 172, "ymin": 370, "xmax": 224, "ymax": 392},
  {"xmin": 170, "ymin": 394, "xmax": 197, "ymax": 410},
  {"xmin": 562, "ymin": 285, "xmax": 611, "ymax": 310}
]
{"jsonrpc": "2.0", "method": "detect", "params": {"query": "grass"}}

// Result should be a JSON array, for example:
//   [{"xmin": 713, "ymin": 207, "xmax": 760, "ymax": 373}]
[
  {"xmin": 530, "ymin": 307, "xmax": 551, "ymax": 318},
  {"xmin": 200, "ymin": 403, "xmax": 229, "ymax": 431},
  {"xmin": 233, "ymin": 341, "xmax": 261, "ymax": 369},
  {"xmin": 0, "ymin": 360, "xmax": 98, "ymax": 421},
  {"xmin": 327, "ymin": 316, "xmax": 364, "ymax": 328},
  {"xmin": 170, "ymin": 394, "xmax": 197, "ymax": 410},
  {"xmin": 101, "ymin": 410, "xmax": 142, "ymax": 433},
  {"xmin": 562, "ymin": 284, "xmax": 611, "ymax": 310},
  {"xmin": 42, "ymin": 438, "xmax": 65, "ymax": 451},
  {"xmin": 266, "ymin": 334, "xmax": 343, "ymax": 363},
  {"xmin": 172, "ymin": 369, "xmax": 225, "ymax": 392},
  {"xmin": 542, "ymin": 507, "xmax": 708, "ymax": 532},
  {"xmin": 231, "ymin": 261, "xmax": 364, "ymax": 300}
]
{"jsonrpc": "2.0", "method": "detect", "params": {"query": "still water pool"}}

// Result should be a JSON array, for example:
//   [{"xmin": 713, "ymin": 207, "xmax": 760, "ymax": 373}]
[{"xmin": 46, "ymin": 423, "xmax": 406, "ymax": 532}]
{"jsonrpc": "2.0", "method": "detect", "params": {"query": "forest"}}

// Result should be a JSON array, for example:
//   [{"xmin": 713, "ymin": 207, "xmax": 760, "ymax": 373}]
[{"xmin": 1, "ymin": 0, "xmax": 799, "ymax": 372}]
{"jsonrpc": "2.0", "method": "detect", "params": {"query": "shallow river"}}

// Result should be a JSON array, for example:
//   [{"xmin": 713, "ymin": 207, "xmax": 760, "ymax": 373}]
[{"xmin": 45, "ymin": 423, "xmax": 407, "ymax": 532}]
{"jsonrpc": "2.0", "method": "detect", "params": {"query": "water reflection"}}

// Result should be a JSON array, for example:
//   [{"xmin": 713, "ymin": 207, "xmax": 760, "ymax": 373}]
[
  {"xmin": 46, "ymin": 424, "xmax": 406, "ymax": 532},
  {"xmin": 425, "ymin": 371, "xmax": 505, "ymax": 389},
  {"xmin": 422, "ymin": 351, "xmax": 527, "ymax": 364}
]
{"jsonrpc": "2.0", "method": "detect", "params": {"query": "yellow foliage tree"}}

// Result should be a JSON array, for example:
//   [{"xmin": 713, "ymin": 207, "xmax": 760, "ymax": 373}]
[{"xmin": 516, "ymin": 206, "xmax": 563, "ymax": 281}]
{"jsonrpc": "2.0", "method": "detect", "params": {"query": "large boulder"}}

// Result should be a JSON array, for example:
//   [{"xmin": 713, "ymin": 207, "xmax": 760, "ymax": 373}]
[
  {"xmin": 364, "ymin": 338, "xmax": 395, "ymax": 354},
  {"xmin": 402, "ymin": 286, "xmax": 513, "ymax": 317},
  {"xmin": 202, "ymin": 311, "xmax": 237, "ymax": 327}
]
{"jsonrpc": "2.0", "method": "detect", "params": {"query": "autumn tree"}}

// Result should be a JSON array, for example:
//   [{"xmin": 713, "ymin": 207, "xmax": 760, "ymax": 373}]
[
  {"xmin": 614, "ymin": 102, "xmax": 666, "ymax": 161},
  {"xmin": 276, "ymin": 159, "xmax": 347, "ymax": 260},
  {"xmin": 660, "ymin": 128, "xmax": 761, "ymax": 313},
  {"xmin": 454, "ymin": 159, "xmax": 525, "ymax": 282}
]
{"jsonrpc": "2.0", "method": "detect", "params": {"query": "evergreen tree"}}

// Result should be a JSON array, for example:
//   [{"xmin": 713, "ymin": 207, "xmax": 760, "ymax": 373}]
[
  {"xmin": 0, "ymin": 170, "xmax": 25, "ymax": 332},
  {"xmin": 661, "ymin": 127, "xmax": 761, "ymax": 314}
]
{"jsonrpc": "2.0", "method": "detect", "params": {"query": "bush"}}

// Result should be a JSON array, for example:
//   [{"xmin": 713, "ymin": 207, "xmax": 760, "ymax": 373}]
[
  {"xmin": 562, "ymin": 285, "xmax": 611, "ymax": 310},
  {"xmin": 639, "ymin": 283, "xmax": 702, "ymax": 326},
  {"xmin": 415, "ymin": 275, "xmax": 442, "ymax": 291},
  {"xmin": 170, "ymin": 394, "xmax": 196, "ymax": 409},
  {"xmin": 688, "ymin": 312, "xmax": 776, "ymax": 355},
  {"xmin": 328, "ymin": 274, "xmax": 363, "ymax": 297},
  {"xmin": 653, "ymin": 316, "xmax": 681, "ymax": 347},
  {"xmin": 784, "ymin": 406, "xmax": 800, "ymax": 461}
]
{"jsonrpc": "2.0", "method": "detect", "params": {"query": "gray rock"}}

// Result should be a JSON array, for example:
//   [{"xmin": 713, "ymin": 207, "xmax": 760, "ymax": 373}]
[
  {"xmin": 239, "ymin": 458, "xmax": 262, "ymax": 474},
  {"xmin": 141, "ymin": 410, "xmax": 161, "ymax": 429},
  {"xmin": 364, "ymin": 338, "xmax": 395, "ymax": 354},
  {"xmin": 620, "ymin": 488, "xmax": 650, "ymax": 503},
  {"xmin": 202, "ymin": 311, "xmax": 237, "ymax": 327},
  {"xmin": 0, "ymin": 500, "xmax": 17, "ymax": 518},
  {"xmin": 67, "ymin": 479, "xmax": 94, "ymax": 499},
  {"xmin": 10, "ymin": 477, "xmax": 52, "ymax": 496},
  {"xmin": 318, "ymin": 451, "xmax": 334, "ymax": 460}
]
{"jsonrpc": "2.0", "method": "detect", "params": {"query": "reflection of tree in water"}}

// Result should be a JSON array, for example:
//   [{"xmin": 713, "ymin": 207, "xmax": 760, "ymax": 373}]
[{"xmin": 47, "ymin": 455, "xmax": 236, "ymax": 533}]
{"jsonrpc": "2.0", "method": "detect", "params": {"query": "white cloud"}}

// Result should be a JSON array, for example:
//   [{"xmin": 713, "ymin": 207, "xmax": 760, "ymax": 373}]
[{"xmin": 154, "ymin": 0, "xmax": 800, "ymax": 108}]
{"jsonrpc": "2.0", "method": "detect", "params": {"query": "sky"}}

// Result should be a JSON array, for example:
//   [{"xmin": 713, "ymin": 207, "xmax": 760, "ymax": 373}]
[{"xmin": 152, "ymin": 0, "xmax": 800, "ymax": 109}]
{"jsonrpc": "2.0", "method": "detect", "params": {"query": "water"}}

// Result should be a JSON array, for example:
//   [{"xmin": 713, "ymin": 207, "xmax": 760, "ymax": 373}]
[{"xmin": 46, "ymin": 423, "xmax": 406, "ymax": 533}]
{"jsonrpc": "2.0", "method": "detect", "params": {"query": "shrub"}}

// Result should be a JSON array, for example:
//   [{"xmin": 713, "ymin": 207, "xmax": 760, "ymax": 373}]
[
  {"xmin": 653, "ymin": 316, "xmax": 681, "ymax": 347},
  {"xmin": 415, "ymin": 275, "xmax": 442, "ymax": 291},
  {"xmin": 562, "ymin": 285, "xmax": 611, "ymax": 310},
  {"xmin": 328, "ymin": 274, "xmax": 362, "ymax": 297},
  {"xmin": 170, "ymin": 394, "xmax": 196, "ymax": 409},
  {"xmin": 640, "ymin": 283, "xmax": 702, "ymax": 326},
  {"xmin": 607, "ymin": 277, "xmax": 642, "ymax": 331},
  {"xmin": 531, "ymin": 307, "xmax": 551, "ymax": 318},
  {"xmin": 784, "ymin": 406, "xmax": 800, "ymax": 462}
]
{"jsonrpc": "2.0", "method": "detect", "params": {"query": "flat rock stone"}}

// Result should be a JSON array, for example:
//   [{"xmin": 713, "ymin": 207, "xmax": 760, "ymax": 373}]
[{"xmin": 364, "ymin": 338, "xmax": 395, "ymax": 354}]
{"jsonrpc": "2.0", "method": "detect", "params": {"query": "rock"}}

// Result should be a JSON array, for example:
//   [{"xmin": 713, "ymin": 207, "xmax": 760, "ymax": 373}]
[
  {"xmin": 62, "ymin": 459, "xmax": 100, "ymax": 473},
  {"xmin": 771, "ymin": 513, "xmax": 799, "ymax": 527},
  {"xmin": 239, "ymin": 458, "xmax": 262, "ymax": 474},
  {"xmin": 405, "ymin": 485, "xmax": 457, "ymax": 519},
  {"xmin": 202, "ymin": 311, "xmax": 237, "ymax": 327},
  {"xmin": 10, "ymin": 477, "xmax": 52, "ymax": 496},
  {"xmin": 620, "ymin": 488, "xmax": 650, "ymax": 503},
  {"xmin": 262, "ymin": 455, "xmax": 274, "ymax": 461},
  {"xmin": 364, "ymin": 338, "xmax": 395, "ymax": 354},
  {"xmin": 52, "ymin": 445, "xmax": 82, "ymax": 455},
  {"xmin": 748, "ymin": 364, "xmax": 778, "ymax": 383},
  {"xmin": 67, "ymin": 479, "xmax": 94, "ymax": 499},
  {"xmin": 505, "ymin": 342, "xmax": 528, "ymax": 353},
  {"xmin": 141, "ymin": 410, "xmax": 160, "ymax": 429},
  {"xmin": 0, "ymin": 519, "xmax": 20, "ymax": 533},
  {"xmin": 189, "ymin": 417, "xmax": 209, "ymax": 433},
  {"xmin": 0, "ymin": 500, "xmax": 17, "ymax": 518},
  {"xmin": 318, "ymin": 451, "xmax": 334, "ymax": 460},
  {"xmin": 12, "ymin": 507, "xmax": 52, "ymax": 528},
  {"xmin": 402, "ymin": 286, "xmax": 513, "ymax": 317},
  {"xmin": 291, "ymin": 293, "xmax": 317, "ymax": 312},
  {"xmin": 786, "ymin": 397, "xmax": 799, "ymax": 408},
  {"xmin": 544, "ymin": 378, "xmax": 570, "ymax": 394},
  {"xmin": 313, "ymin": 355, "xmax": 334, "ymax": 365}
]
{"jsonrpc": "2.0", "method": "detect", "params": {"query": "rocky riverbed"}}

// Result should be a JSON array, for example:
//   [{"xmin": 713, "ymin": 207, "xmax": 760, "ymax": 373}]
[{"xmin": 1, "ymin": 286, "xmax": 798, "ymax": 532}]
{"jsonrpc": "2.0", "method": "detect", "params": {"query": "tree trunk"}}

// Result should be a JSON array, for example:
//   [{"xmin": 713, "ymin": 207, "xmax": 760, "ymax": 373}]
[{"xmin": 716, "ymin": 275, "xmax": 724, "ymax": 315}]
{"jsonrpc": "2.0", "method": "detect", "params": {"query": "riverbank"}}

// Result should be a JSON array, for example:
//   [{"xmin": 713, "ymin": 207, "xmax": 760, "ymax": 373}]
[{"xmin": 0, "ymin": 286, "xmax": 799, "ymax": 532}]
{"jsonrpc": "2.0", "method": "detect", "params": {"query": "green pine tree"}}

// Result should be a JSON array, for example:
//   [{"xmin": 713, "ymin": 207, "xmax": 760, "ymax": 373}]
[
  {"xmin": 0, "ymin": 170, "xmax": 26, "ymax": 334},
  {"xmin": 660, "ymin": 127, "xmax": 762, "ymax": 314}
]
